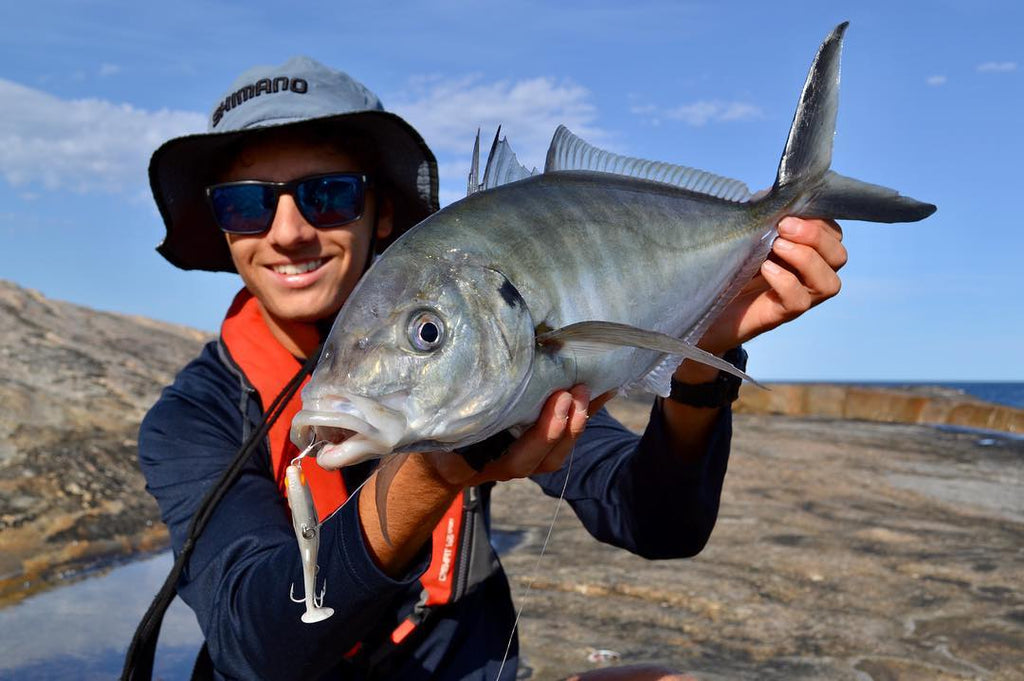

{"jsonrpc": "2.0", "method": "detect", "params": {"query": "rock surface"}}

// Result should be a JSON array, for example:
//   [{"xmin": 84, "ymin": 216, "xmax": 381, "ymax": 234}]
[
  {"xmin": 0, "ymin": 280, "xmax": 208, "ymax": 600},
  {"xmin": 499, "ymin": 400, "xmax": 1023, "ymax": 681},
  {"xmin": 0, "ymin": 280, "xmax": 1021, "ymax": 680}
]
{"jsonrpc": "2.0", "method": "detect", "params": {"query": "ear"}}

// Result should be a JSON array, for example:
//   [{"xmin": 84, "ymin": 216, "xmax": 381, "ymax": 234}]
[{"xmin": 375, "ymin": 195, "xmax": 394, "ymax": 240}]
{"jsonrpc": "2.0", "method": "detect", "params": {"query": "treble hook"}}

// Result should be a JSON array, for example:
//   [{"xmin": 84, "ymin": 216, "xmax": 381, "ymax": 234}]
[
  {"xmin": 313, "ymin": 577, "xmax": 328, "ymax": 608},
  {"xmin": 289, "ymin": 571, "xmax": 328, "ymax": 607}
]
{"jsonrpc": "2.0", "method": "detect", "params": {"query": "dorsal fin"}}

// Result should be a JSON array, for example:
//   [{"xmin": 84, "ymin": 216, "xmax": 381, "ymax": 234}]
[
  {"xmin": 544, "ymin": 125, "xmax": 753, "ymax": 203},
  {"xmin": 466, "ymin": 129, "xmax": 481, "ymax": 196},
  {"xmin": 464, "ymin": 127, "xmax": 538, "ymax": 194}
]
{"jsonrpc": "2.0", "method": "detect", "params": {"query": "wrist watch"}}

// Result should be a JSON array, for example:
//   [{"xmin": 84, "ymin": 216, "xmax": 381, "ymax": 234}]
[{"xmin": 666, "ymin": 346, "xmax": 748, "ymax": 409}]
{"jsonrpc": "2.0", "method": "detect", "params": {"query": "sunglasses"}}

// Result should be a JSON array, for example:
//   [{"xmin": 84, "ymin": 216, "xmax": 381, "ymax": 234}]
[{"xmin": 206, "ymin": 173, "xmax": 370, "ymax": 235}]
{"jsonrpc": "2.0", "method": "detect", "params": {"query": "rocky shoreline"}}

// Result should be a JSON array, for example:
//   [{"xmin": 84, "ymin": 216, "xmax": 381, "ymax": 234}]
[
  {"xmin": 500, "ymin": 400, "xmax": 1023, "ymax": 680},
  {"xmin": 1, "ymin": 281, "xmax": 1022, "ymax": 679}
]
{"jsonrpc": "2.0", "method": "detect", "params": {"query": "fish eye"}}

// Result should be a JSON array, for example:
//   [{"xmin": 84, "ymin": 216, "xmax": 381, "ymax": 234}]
[{"xmin": 407, "ymin": 309, "xmax": 445, "ymax": 352}]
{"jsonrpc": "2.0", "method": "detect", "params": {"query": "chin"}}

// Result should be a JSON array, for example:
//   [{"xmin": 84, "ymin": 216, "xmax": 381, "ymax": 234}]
[{"xmin": 278, "ymin": 293, "xmax": 345, "ymax": 324}]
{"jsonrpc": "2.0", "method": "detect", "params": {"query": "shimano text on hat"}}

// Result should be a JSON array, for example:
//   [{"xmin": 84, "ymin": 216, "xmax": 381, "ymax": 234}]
[{"xmin": 212, "ymin": 77, "xmax": 309, "ymax": 128}]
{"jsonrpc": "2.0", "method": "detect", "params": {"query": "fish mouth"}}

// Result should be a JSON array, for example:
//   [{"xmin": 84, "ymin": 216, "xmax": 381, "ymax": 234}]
[{"xmin": 290, "ymin": 394, "xmax": 407, "ymax": 469}]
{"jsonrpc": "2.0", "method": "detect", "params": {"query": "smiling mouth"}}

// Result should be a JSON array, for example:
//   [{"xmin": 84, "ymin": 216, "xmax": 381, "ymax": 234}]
[{"xmin": 271, "ymin": 258, "xmax": 324, "ymax": 276}]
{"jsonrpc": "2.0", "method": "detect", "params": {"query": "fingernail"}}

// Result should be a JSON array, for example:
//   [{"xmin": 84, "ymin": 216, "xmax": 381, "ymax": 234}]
[
  {"xmin": 778, "ymin": 218, "xmax": 800, "ymax": 236},
  {"xmin": 762, "ymin": 260, "xmax": 782, "ymax": 275},
  {"xmin": 773, "ymin": 238, "xmax": 793, "ymax": 251},
  {"xmin": 555, "ymin": 394, "xmax": 571, "ymax": 421}
]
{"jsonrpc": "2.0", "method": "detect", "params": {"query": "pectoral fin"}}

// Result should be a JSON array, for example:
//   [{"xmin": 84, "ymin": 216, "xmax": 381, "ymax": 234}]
[{"xmin": 537, "ymin": 321, "xmax": 764, "ymax": 388}]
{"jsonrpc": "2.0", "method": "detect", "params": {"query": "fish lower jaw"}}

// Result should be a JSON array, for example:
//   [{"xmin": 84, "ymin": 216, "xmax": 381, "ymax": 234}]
[{"xmin": 317, "ymin": 435, "xmax": 391, "ymax": 469}]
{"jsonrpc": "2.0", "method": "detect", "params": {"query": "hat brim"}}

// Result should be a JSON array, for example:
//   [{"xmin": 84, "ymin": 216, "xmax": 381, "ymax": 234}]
[{"xmin": 150, "ymin": 111, "xmax": 439, "ymax": 272}]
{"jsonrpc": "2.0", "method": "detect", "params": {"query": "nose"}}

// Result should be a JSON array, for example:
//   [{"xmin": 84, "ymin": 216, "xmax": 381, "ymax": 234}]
[{"xmin": 266, "ymin": 194, "xmax": 317, "ymax": 248}]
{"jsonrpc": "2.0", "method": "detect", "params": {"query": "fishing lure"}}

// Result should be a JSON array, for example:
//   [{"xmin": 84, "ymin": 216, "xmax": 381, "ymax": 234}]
[{"xmin": 285, "ymin": 447, "xmax": 334, "ymax": 623}]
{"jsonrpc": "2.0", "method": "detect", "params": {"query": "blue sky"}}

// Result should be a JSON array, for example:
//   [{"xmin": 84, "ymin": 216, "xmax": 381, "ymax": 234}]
[{"xmin": 0, "ymin": 0, "xmax": 1020, "ymax": 381}]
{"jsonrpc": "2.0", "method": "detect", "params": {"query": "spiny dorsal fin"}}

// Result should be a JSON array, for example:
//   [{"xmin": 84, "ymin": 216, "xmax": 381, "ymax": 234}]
[
  {"xmin": 466, "ymin": 129, "xmax": 481, "ymax": 196},
  {"xmin": 544, "ymin": 125, "xmax": 753, "ymax": 203},
  {"xmin": 475, "ymin": 127, "xmax": 537, "ymax": 191}
]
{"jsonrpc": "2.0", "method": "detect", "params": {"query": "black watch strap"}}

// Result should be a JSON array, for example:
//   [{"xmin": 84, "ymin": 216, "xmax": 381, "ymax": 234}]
[{"xmin": 667, "ymin": 346, "xmax": 747, "ymax": 409}]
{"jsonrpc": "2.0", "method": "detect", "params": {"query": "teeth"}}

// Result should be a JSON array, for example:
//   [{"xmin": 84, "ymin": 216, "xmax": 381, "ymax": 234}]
[{"xmin": 272, "ymin": 259, "xmax": 323, "ymax": 276}]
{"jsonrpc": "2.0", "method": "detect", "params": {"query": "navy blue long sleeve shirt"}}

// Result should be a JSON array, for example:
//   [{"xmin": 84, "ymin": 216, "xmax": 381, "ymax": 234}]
[{"xmin": 139, "ymin": 340, "xmax": 733, "ymax": 680}]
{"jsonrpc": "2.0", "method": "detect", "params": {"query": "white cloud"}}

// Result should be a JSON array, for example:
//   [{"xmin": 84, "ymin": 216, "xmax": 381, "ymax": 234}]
[
  {"xmin": 389, "ymin": 74, "xmax": 604, "ymax": 171},
  {"xmin": 389, "ymin": 74, "xmax": 608, "ymax": 205},
  {"xmin": 926, "ymin": 75, "xmax": 947, "ymax": 86},
  {"xmin": 99, "ymin": 63, "xmax": 121, "ymax": 77},
  {"xmin": 0, "ymin": 78, "xmax": 205, "ymax": 194},
  {"xmin": 633, "ymin": 100, "xmax": 763, "ymax": 127},
  {"xmin": 976, "ymin": 61, "xmax": 1017, "ymax": 73}
]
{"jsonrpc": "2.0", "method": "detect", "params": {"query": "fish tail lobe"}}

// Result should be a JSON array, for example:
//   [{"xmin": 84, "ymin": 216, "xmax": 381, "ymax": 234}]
[
  {"xmin": 774, "ymin": 22, "xmax": 848, "ymax": 191},
  {"xmin": 771, "ymin": 21, "xmax": 935, "ymax": 223},
  {"xmin": 797, "ymin": 171, "xmax": 936, "ymax": 223}
]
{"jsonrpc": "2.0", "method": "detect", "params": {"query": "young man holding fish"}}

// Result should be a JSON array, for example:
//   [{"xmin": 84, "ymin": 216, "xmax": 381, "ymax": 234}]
[{"xmin": 139, "ymin": 57, "xmax": 847, "ymax": 680}]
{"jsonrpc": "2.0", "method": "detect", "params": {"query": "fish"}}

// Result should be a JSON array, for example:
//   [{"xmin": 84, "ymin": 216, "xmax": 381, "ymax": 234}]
[
  {"xmin": 290, "ymin": 22, "xmax": 936, "ymax": 471},
  {"xmin": 285, "ymin": 462, "xmax": 335, "ymax": 623}
]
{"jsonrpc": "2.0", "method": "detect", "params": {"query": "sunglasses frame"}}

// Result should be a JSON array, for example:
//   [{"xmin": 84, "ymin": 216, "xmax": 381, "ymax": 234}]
[{"xmin": 206, "ymin": 172, "xmax": 372, "ymax": 235}]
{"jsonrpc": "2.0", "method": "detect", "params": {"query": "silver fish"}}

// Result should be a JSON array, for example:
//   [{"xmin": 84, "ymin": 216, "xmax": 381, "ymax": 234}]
[{"xmin": 291, "ymin": 22, "xmax": 935, "ymax": 470}]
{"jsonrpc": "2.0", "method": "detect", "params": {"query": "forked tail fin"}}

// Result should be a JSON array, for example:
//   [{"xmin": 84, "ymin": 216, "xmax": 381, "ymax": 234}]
[{"xmin": 773, "ymin": 22, "xmax": 936, "ymax": 223}]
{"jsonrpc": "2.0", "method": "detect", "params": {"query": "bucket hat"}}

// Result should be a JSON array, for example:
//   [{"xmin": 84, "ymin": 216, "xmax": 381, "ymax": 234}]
[{"xmin": 149, "ymin": 56, "xmax": 438, "ymax": 272}]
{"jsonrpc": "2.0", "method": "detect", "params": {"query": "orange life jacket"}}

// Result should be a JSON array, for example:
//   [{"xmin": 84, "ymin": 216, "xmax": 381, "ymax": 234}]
[{"xmin": 219, "ymin": 289, "xmax": 494, "ymax": 657}]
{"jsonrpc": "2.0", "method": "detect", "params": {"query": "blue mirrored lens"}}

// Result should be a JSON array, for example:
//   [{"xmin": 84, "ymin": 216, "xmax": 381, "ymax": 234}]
[
  {"xmin": 296, "ymin": 176, "xmax": 363, "ymax": 226},
  {"xmin": 210, "ymin": 185, "xmax": 274, "ymax": 233}
]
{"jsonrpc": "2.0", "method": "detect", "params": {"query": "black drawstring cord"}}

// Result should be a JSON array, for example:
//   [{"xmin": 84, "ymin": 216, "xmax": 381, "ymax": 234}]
[{"xmin": 121, "ymin": 344, "xmax": 323, "ymax": 681}]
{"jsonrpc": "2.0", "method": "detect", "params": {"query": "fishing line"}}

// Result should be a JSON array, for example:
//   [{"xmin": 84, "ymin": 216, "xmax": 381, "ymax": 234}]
[{"xmin": 494, "ymin": 443, "xmax": 576, "ymax": 681}]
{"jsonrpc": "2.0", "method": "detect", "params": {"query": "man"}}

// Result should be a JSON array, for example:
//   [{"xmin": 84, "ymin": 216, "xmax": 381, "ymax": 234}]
[{"xmin": 141, "ymin": 57, "xmax": 845, "ymax": 680}]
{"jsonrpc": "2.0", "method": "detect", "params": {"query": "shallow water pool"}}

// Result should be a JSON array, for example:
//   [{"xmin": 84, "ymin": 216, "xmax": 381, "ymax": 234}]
[{"xmin": 0, "ymin": 552, "xmax": 202, "ymax": 680}]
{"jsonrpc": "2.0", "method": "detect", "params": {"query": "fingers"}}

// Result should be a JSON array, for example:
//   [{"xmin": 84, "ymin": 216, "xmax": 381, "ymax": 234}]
[
  {"xmin": 770, "ymin": 237, "xmax": 842, "ymax": 299},
  {"xmin": 530, "ymin": 386, "xmax": 590, "ymax": 474},
  {"xmin": 777, "ymin": 215, "xmax": 844, "ymax": 283},
  {"xmin": 500, "ymin": 386, "xmax": 591, "ymax": 478},
  {"xmin": 760, "ymin": 258, "xmax": 813, "ymax": 320},
  {"xmin": 752, "ymin": 219, "xmax": 844, "ymax": 326},
  {"xmin": 777, "ymin": 217, "xmax": 847, "ymax": 270}
]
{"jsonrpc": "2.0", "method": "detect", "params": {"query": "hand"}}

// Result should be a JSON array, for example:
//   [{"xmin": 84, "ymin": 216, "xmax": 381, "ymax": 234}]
[
  {"xmin": 423, "ymin": 385, "xmax": 614, "ymax": 489},
  {"xmin": 694, "ymin": 217, "xmax": 847, "ymax": 359}
]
